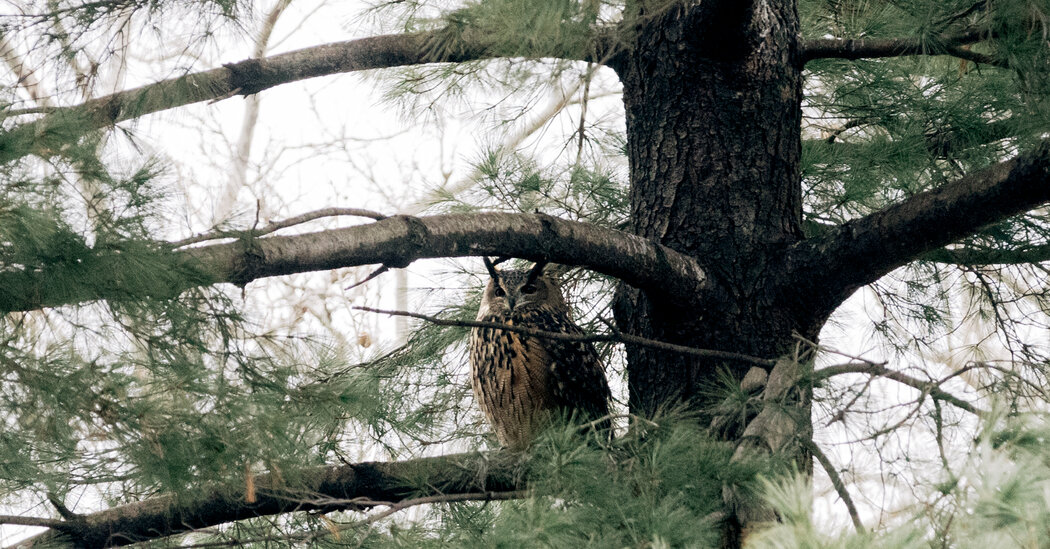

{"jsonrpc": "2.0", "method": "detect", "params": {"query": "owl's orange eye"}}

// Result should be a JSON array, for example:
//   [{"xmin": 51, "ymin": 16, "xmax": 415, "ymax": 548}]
[{"xmin": 494, "ymin": 287, "xmax": 506, "ymax": 297}]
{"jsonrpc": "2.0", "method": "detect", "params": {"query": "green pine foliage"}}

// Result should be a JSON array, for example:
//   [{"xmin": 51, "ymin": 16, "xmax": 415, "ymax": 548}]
[
  {"xmin": 252, "ymin": 416, "xmax": 761, "ymax": 549},
  {"xmin": 751, "ymin": 408, "xmax": 1050, "ymax": 549},
  {"xmin": 4, "ymin": 0, "xmax": 1050, "ymax": 547}
]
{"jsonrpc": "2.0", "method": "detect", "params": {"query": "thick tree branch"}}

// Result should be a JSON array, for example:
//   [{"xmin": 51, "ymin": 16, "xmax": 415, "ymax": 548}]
[
  {"xmin": 0, "ymin": 212, "xmax": 707, "ymax": 313},
  {"xmin": 12, "ymin": 452, "xmax": 523, "ymax": 548},
  {"xmin": 801, "ymin": 29, "xmax": 1003, "ymax": 67},
  {"xmin": 785, "ymin": 142, "xmax": 1050, "ymax": 326},
  {"xmin": 0, "ymin": 27, "xmax": 616, "ymax": 164},
  {"xmin": 803, "ymin": 221, "xmax": 1050, "ymax": 266}
]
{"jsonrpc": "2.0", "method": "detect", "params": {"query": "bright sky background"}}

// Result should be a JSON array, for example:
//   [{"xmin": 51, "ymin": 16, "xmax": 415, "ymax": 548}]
[{"xmin": 0, "ymin": 0, "xmax": 1005, "ymax": 543}]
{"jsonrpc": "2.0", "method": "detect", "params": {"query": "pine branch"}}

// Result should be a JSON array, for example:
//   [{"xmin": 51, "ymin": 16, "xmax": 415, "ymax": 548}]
[
  {"xmin": 785, "ymin": 141, "xmax": 1050, "ymax": 325},
  {"xmin": 815, "ymin": 362, "xmax": 985, "ymax": 416},
  {"xmin": 10, "ymin": 452, "xmax": 524, "ymax": 548},
  {"xmin": 356, "ymin": 306, "xmax": 776, "ymax": 367},
  {"xmin": 0, "ymin": 212, "xmax": 708, "ymax": 313},
  {"xmin": 802, "ymin": 438, "xmax": 864, "ymax": 534},
  {"xmin": 172, "ymin": 207, "xmax": 388, "ymax": 248},
  {"xmin": 922, "ymin": 243, "xmax": 1050, "ymax": 265},
  {"xmin": 801, "ymin": 28, "xmax": 1005, "ymax": 67},
  {"xmin": 0, "ymin": 27, "xmax": 618, "ymax": 165},
  {"xmin": 0, "ymin": 515, "xmax": 67, "ymax": 528},
  {"xmin": 809, "ymin": 117, "xmax": 1018, "ymax": 159}
]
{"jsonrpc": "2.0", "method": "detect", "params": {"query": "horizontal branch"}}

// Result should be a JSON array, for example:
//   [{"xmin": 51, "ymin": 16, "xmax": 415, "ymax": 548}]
[
  {"xmin": 0, "ymin": 515, "xmax": 66, "ymax": 528},
  {"xmin": 12, "ymin": 452, "xmax": 523, "ymax": 548},
  {"xmin": 0, "ymin": 26, "xmax": 616, "ymax": 164},
  {"xmin": 0, "ymin": 212, "xmax": 708, "ymax": 313},
  {"xmin": 922, "ymin": 243, "xmax": 1050, "ymax": 265},
  {"xmin": 785, "ymin": 141, "xmax": 1050, "ymax": 326},
  {"xmin": 815, "ymin": 362, "xmax": 985, "ymax": 415},
  {"xmin": 357, "ymin": 306, "xmax": 775, "ymax": 367},
  {"xmin": 809, "ymin": 117, "xmax": 1018, "ymax": 159},
  {"xmin": 801, "ymin": 28, "xmax": 1005, "ymax": 67}
]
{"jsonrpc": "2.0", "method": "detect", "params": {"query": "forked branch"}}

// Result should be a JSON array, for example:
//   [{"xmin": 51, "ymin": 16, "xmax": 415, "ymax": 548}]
[{"xmin": 785, "ymin": 141, "xmax": 1050, "ymax": 326}]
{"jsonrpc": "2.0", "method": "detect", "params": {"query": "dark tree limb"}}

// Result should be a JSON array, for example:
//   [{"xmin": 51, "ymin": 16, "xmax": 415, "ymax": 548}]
[
  {"xmin": 0, "ymin": 212, "xmax": 708, "ymax": 313},
  {"xmin": 807, "ymin": 117, "xmax": 1018, "ymax": 159},
  {"xmin": 784, "ymin": 141, "xmax": 1050, "ymax": 327},
  {"xmin": 11, "ymin": 452, "xmax": 523, "ymax": 548},
  {"xmin": 801, "ymin": 28, "xmax": 1004, "ymax": 67},
  {"xmin": 0, "ymin": 27, "xmax": 617, "ymax": 164}
]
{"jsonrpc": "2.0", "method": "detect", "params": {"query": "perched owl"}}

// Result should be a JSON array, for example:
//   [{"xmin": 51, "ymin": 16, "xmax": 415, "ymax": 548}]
[{"xmin": 469, "ymin": 258, "xmax": 612, "ymax": 450}]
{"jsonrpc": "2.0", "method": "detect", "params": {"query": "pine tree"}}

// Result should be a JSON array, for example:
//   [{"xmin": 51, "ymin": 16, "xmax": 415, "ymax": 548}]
[{"xmin": 2, "ymin": 1, "xmax": 1050, "ymax": 548}]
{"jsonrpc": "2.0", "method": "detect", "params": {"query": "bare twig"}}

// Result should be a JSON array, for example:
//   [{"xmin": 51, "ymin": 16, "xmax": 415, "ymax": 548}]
[
  {"xmin": 802, "ymin": 439, "xmax": 864, "ymax": 534},
  {"xmin": 173, "ymin": 207, "xmax": 388, "ymax": 248},
  {"xmin": 354, "ymin": 306, "xmax": 776, "ymax": 367},
  {"xmin": 345, "ymin": 265, "xmax": 390, "ymax": 291},
  {"xmin": 815, "ymin": 362, "xmax": 984, "ymax": 416}
]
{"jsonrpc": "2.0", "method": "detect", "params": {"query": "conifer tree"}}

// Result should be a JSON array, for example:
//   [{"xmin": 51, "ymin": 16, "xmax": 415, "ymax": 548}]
[{"xmin": 2, "ymin": 1, "xmax": 1050, "ymax": 548}]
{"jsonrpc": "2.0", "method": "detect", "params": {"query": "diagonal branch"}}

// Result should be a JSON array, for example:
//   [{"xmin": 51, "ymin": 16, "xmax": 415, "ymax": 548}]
[
  {"xmin": 784, "ymin": 141, "xmax": 1050, "ymax": 326},
  {"xmin": 0, "ymin": 212, "xmax": 708, "ymax": 313},
  {"xmin": 11, "ymin": 452, "xmax": 523, "ymax": 548},
  {"xmin": 800, "ymin": 28, "xmax": 1004, "ymax": 67},
  {"xmin": 0, "ymin": 27, "xmax": 617, "ymax": 164},
  {"xmin": 815, "ymin": 362, "xmax": 985, "ymax": 416},
  {"xmin": 801, "ymin": 438, "xmax": 864, "ymax": 534}
]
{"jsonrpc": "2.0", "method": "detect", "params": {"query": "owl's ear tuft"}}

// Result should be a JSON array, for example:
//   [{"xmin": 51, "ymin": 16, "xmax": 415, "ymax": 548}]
[
  {"xmin": 483, "ymin": 256, "xmax": 501, "ymax": 280},
  {"xmin": 524, "ymin": 261, "xmax": 548, "ymax": 286}
]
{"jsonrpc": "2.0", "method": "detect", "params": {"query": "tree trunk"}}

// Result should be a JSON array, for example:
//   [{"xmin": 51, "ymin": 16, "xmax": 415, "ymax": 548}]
[
  {"xmin": 614, "ymin": 1, "xmax": 805, "ymax": 415},
  {"xmin": 612, "ymin": 4, "xmax": 804, "ymax": 545}
]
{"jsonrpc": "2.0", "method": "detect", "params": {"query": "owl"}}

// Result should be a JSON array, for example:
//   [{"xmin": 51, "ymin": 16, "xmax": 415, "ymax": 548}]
[{"xmin": 469, "ymin": 258, "xmax": 612, "ymax": 450}]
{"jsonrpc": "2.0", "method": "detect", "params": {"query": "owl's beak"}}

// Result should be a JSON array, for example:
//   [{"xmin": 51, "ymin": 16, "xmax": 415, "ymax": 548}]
[{"xmin": 506, "ymin": 295, "xmax": 516, "ymax": 311}]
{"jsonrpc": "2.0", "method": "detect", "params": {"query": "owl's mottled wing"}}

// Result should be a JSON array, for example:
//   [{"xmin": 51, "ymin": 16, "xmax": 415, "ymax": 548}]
[
  {"xmin": 469, "ymin": 317, "xmax": 556, "ymax": 448},
  {"xmin": 519, "ymin": 305, "xmax": 612, "ymax": 430}
]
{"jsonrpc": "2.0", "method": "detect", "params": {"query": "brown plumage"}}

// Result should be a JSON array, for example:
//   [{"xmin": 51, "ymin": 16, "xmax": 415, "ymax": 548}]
[{"xmin": 469, "ymin": 259, "xmax": 612, "ymax": 450}]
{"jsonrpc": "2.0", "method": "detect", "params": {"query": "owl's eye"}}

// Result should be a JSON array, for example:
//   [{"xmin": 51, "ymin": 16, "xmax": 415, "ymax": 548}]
[
  {"xmin": 493, "ymin": 287, "xmax": 506, "ymax": 297},
  {"xmin": 521, "ymin": 284, "xmax": 538, "ymax": 294}
]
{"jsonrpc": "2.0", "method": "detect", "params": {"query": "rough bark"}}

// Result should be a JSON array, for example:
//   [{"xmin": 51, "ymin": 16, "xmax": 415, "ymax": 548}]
[
  {"xmin": 13, "ymin": 452, "xmax": 522, "ymax": 548},
  {"xmin": 0, "ymin": 27, "xmax": 619, "ymax": 164},
  {"xmin": 0, "ymin": 212, "xmax": 706, "ymax": 313},
  {"xmin": 613, "ymin": 1, "xmax": 804, "ymax": 417}
]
